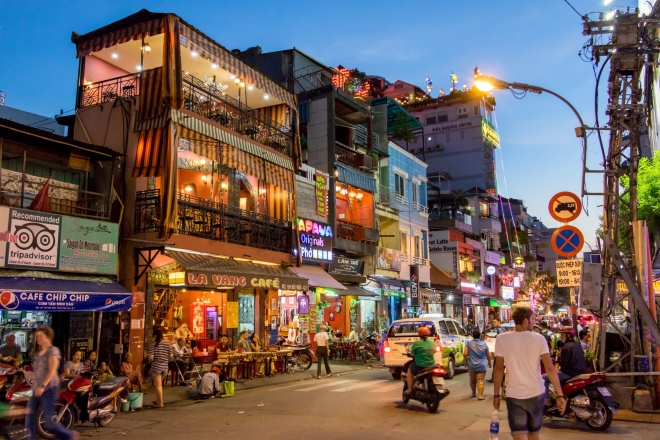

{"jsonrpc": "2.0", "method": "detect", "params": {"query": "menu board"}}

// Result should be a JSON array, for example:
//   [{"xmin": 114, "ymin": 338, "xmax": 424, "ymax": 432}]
[{"xmin": 69, "ymin": 312, "xmax": 95, "ymax": 339}]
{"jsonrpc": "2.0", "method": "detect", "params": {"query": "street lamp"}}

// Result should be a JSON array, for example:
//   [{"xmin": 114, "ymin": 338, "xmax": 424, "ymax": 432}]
[{"xmin": 474, "ymin": 75, "xmax": 588, "ymax": 196}]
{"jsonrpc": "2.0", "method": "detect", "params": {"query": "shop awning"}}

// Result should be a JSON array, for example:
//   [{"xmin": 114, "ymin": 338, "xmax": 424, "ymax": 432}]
[
  {"xmin": 430, "ymin": 264, "xmax": 457, "ymax": 288},
  {"xmin": 0, "ymin": 274, "xmax": 132, "ymax": 312},
  {"xmin": 166, "ymin": 249, "xmax": 308, "ymax": 291},
  {"xmin": 330, "ymin": 284, "xmax": 380, "ymax": 298},
  {"xmin": 289, "ymin": 266, "xmax": 346, "ymax": 290},
  {"xmin": 421, "ymin": 288, "xmax": 441, "ymax": 302}
]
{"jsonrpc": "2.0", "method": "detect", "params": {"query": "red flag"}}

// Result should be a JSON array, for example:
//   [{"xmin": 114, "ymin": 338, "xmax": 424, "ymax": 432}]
[{"xmin": 28, "ymin": 175, "xmax": 53, "ymax": 213}]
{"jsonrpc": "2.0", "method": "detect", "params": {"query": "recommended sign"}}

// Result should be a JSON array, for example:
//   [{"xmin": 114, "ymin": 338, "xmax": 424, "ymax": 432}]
[
  {"xmin": 551, "ymin": 225, "xmax": 584, "ymax": 258},
  {"xmin": 0, "ymin": 207, "xmax": 119, "ymax": 275},
  {"xmin": 556, "ymin": 259, "xmax": 583, "ymax": 287},
  {"xmin": 548, "ymin": 192, "xmax": 582, "ymax": 223}
]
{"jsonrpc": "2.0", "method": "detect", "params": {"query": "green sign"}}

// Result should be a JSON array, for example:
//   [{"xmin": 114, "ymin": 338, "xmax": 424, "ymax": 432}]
[
  {"xmin": 0, "ymin": 207, "xmax": 118, "ymax": 275},
  {"xmin": 383, "ymin": 289, "xmax": 406, "ymax": 299}
]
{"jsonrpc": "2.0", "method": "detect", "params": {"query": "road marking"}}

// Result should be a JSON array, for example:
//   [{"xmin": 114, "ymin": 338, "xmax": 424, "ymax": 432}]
[
  {"xmin": 294, "ymin": 380, "xmax": 356, "ymax": 391},
  {"xmin": 331, "ymin": 380, "xmax": 387, "ymax": 392},
  {"xmin": 268, "ymin": 382, "xmax": 317, "ymax": 392},
  {"xmin": 369, "ymin": 384, "xmax": 401, "ymax": 393}
]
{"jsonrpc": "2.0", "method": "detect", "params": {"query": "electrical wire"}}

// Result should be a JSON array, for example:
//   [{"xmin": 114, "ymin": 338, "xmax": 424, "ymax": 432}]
[
  {"xmin": 594, "ymin": 55, "xmax": 612, "ymax": 166},
  {"xmin": 562, "ymin": 0, "xmax": 583, "ymax": 17}
]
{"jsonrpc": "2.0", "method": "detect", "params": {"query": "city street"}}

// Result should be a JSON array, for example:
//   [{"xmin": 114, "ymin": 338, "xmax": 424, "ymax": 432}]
[{"xmin": 72, "ymin": 366, "xmax": 660, "ymax": 440}]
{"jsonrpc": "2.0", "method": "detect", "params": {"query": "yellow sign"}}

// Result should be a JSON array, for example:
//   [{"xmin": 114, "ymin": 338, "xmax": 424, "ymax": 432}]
[
  {"xmin": 617, "ymin": 280, "xmax": 660, "ymax": 293},
  {"xmin": 482, "ymin": 121, "xmax": 500, "ymax": 148},
  {"xmin": 226, "ymin": 302, "xmax": 239, "ymax": 328}
]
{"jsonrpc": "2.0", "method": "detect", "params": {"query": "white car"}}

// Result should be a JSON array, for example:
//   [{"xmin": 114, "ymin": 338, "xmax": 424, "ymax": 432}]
[
  {"xmin": 382, "ymin": 315, "xmax": 470, "ymax": 380},
  {"xmin": 484, "ymin": 323, "xmax": 515, "ymax": 353}
]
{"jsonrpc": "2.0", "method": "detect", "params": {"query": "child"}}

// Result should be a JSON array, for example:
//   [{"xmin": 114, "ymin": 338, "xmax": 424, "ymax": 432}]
[{"xmin": 97, "ymin": 362, "xmax": 114, "ymax": 381}]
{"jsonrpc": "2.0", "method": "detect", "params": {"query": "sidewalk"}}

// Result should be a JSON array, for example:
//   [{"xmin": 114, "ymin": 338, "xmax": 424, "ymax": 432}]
[
  {"xmin": 614, "ymin": 409, "xmax": 660, "ymax": 424},
  {"xmin": 139, "ymin": 361, "xmax": 376, "ymax": 409}
]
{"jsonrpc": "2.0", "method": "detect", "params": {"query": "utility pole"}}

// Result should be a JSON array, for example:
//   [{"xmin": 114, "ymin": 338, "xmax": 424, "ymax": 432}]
[{"xmin": 582, "ymin": 10, "xmax": 660, "ymax": 372}]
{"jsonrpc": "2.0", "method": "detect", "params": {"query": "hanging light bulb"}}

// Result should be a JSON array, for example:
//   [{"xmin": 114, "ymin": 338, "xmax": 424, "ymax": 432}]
[
  {"xmin": 234, "ymin": 77, "xmax": 240, "ymax": 84},
  {"xmin": 191, "ymin": 50, "xmax": 198, "ymax": 57},
  {"xmin": 112, "ymin": 52, "xmax": 118, "ymax": 59},
  {"xmin": 143, "ymin": 41, "xmax": 151, "ymax": 53},
  {"xmin": 184, "ymin": 183, "xmax": 193, "ymax": 192},
  {"xmin": 211, "ymin": 63, "xmax": 218, "ymax": 69},
  {"xmin": 240, "ymin": 80, "xmax": 246, "ymax": 88},
  {"xmin": 348, "ymin": 191, "xmax": 356, "ymax": 198},
  {"xmin": 336, "ymin": 184, "xmax": 341, "ymax": 192},
  {"xmin": 200, "ymin": 158, "xmax": 206, "ymax": 166},
  {"xmin": 221, "ymin": 182, "xmax": 228, "ymax": 190},
  {"xmin": 356, "ymin": 192, "xmax": 363, "ymax": 200}
]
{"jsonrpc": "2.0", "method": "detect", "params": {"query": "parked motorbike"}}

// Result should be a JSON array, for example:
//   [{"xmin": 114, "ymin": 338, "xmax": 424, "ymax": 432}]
[
  {"xmin": 400, "ymin": 353, "xmax": 450, "ymax": 413},
  {"xmin": 278, "ymin": 338, "xmax": 313, "ymax": 371},
  {"xmin": 37, "ymin": 367, "xmax": 130, "ymax": 439},
  {"xmin": 0, "ymin": 363, "xmax": 17, "ymax": 402},
  {"xmin": 358, "ymin": 335, "xmax": 380, "ymax": 363},
  {"xmin": 546, "ymin": 372, "xmax": 617, "ymax": 431},
  {"xmin": 5, "ymin": 365, "xmax": 32, "ymax": 405}
]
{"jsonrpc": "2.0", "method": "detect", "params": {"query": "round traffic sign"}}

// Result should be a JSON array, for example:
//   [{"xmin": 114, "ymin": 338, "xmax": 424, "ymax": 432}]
[
  {"xmin": 548, "ymin": 191, "xmax": 582, "ymax": 223},
  {"xmin": 551, "ymin": 225, "xmax": 584, "ymax": 258}
]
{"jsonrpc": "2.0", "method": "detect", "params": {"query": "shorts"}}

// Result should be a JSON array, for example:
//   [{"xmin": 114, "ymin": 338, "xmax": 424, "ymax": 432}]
[
  {"xmin": 408, "ymin": 362, "xmax": 434, "ymax": 376},
  {"xmin": 468, "ymin": 370, "xmax": 485, "ymax": 389},
  {"xmin": 505, "ymin": 393, "xmax": 545, "ymax": 436}
]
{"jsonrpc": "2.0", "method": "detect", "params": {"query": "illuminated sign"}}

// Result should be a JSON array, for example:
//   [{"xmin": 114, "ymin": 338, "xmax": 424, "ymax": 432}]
[
  {"xmin": 481, "ymin": 121, "xmax": 500, "ymax": 148},
  {"xmin": 501, "ymin": 286, "xmax": 514, "ymax": 300},
  {"xmin": 296, "ymin": 218, "xmax": 333, "ymax": 261},
  {"xmin": 315, "ymin": 170, "xmax": 329, "ymax": 216}
]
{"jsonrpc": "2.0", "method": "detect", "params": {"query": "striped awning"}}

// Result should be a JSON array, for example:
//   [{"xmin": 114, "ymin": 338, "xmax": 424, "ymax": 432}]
[
  {"xmin": 289, "ymin": 266, "xmax": 347, "ymax": 290},
  {"xmin": 179, "ymin": 25, "xmax": 296, "ymax": 109},
  {"xmin": 133, "ymin": 126, "xmax": 167, "ymax": 177},
  {"xmin": 176, "ymin": 119, "xmax": 293, "ymax": 192},
  {"xmin": 421, "ymin": 288, "xmax": 441, "ymax": 302},
  {"xmin": 336, "ymin": 162, "xmax": 376, "ymax": 193}
]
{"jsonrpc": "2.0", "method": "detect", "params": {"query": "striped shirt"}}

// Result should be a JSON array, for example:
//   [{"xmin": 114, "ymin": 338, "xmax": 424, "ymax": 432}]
[{"xmin": 148, "ymin": 341, "xmax": 172, "ymax": 376}]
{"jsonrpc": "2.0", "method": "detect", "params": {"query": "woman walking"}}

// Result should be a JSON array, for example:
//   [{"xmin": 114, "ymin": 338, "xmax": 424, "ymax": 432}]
[
  {"xmin": 314, "ymin": 325, "xmax": 332, "ymax": 379},
  {"xmin": 26, "ymin": 325, "xmax": 78, "ymax": 440},
  {"xmin": 463, "ymin": 330, "xmax": 490, "ymax": 400},
  {"xmin": 148, "ymin": 329, "xmax": 172, "ymax": 408}
]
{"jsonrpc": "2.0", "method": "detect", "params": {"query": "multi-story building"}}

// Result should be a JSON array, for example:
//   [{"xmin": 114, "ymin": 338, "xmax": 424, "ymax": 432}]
[
  {"xmin": 65, "ymin": 10, "xmax": 311, "ymax": 362},
  {"xmin": 392, "ymin": 87, "xmax": 500, "ymax": 195},
  {"xmin": 0, "ymin": 118, "xmax": 129, "ymax": 363}
]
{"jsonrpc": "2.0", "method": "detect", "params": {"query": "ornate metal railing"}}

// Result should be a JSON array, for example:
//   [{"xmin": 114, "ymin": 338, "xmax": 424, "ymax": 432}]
[
  {"xmin": 182, "ymin": 74, "xmax": 294, "ymax": 157},
  {"xmin": 79, "ymin": 73, "xmax": 139, "ymax": 107},
  {"xmin": 134, "ymin": 190, "xmax": 291, "ymax": 253},
  {"xmin": 336, "ymin": 142, "xmax": 361, "ymax": 168}
]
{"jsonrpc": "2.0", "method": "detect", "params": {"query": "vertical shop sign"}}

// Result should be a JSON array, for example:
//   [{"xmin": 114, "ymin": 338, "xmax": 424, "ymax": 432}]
[
  {"xmin": 315, "ymin": 170, "xmax": 329, "ymax": 216},
  {"xmin": 226, "ymin": 302, "xmax": 239, "ymax": 328},
  {"xmin": 410, "ymin": 265, "xmax": 420, "ymax": 307}
]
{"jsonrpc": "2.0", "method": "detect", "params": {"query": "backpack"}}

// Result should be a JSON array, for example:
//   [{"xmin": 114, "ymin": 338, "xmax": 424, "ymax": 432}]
[{"xmin": 541, "ymin": 330, "xmax": 554, "ymax": 351}]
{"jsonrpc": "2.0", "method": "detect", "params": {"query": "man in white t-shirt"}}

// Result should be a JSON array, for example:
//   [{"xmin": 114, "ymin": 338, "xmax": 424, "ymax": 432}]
[
  {"xmin": 493, "ymin": 307, "xmax": 566, "ymax": 440},
  {"xmin": 314, "ymin": 325, "xmax": 332, "ymax": 379}
]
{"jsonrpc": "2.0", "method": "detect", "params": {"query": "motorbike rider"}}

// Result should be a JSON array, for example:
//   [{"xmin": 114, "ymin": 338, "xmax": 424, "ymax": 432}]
[
  {"xmin": 404, "ymin": 326, "xmax": 436, "ymax": 395},
  {"xmin": 543, "ymin": 326, "xmax": 586, "ymax": 394}
]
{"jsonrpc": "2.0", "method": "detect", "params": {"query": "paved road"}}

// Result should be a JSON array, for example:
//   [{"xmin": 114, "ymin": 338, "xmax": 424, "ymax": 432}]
[{"xmin": 74, "ymin": 367, "xmax": 660, "ymax": 440}]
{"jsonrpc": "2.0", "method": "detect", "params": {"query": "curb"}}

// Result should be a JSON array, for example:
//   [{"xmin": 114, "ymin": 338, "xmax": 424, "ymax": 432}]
[{"xmin": 614, "ymin": 409, "xmax": 660, "ymax": 424}]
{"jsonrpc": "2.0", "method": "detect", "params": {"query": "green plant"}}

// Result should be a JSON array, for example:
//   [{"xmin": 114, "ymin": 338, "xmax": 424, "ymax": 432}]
[
  {"xmin": 462, "ymin": 270, "xmax": 480, "ymax": 283},
  {"xmin": 318, "ymin": 300, "xmax": 331, "ymax": 310},
  {"xmin": 350, "ymin": 299, "xmax": 360, "ymax": 309},
  {"xmin": 584, "ymin": 348, "xmax": 595, "ymax": 364}
]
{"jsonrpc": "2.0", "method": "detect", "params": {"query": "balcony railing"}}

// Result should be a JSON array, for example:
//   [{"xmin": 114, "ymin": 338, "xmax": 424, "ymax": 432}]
[
  {"xmin": 79, "ymin": 73, "xmax": 139, "ymax": 107},
  {"xmin": 429, "ymin": 210, "xmax": 472, "ymax": 226},
  {"xmin": 182, "ymin": 74, "xmax": 293, "ymax": 157},
  {"xmin": 412, "ymin": 200, "xmax": 428, "ymax": 214},
  {"xmin": 353, "ymin": 124, "xmax": 380, "ymax": 148},
  {"xmin": 134, "ymin": 190, "xmax": 292, "ymax": 253},
  {"xmin": 401, "ymin": 253, "xmax": 431, "ymax": 267},
  {"xmin": 336, "ymin": 220, "xmax": 378, "ymax": 243}
]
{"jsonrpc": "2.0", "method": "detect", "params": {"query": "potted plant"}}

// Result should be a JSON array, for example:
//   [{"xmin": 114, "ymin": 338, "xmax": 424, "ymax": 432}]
[{"xmin": 584, "ymin": 348, "xmax": 596, "ymax": 373}]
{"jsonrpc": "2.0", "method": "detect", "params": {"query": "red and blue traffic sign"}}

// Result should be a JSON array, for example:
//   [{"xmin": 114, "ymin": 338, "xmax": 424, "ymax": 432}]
[{"xmin": 551, "ymin": 225, "xmax": 584, "ymax": 258}]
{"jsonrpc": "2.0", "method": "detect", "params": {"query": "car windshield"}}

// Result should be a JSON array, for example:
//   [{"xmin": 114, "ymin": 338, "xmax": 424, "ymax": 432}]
[{"xmin": 387, "ymin": 321, "xmax": 438, "ymax": 338}]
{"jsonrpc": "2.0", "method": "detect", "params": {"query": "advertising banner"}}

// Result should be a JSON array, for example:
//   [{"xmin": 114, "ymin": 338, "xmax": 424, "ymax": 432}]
[
  {"xmin": 329, "ymin": 256, "xmax": 364, "ymax": 276},
  {"xmin": 315, "ymin": 170, "xmax": 329, "ymax": 216},
  {"xmin": 0, "ymin": 207, "xmax": 118, "ymax": 275},
  {"xmin": 377, "ymin": 247, "xmax": 401, "ymax": 270},
  {"xmin": 410, "ymin": 265, "xmax": 420, "ymax": 307}
]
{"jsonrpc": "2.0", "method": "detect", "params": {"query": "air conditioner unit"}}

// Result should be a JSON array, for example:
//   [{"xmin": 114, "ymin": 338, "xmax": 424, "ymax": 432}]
[{"xmin": 437, "ymin": 144, "xmax": 444, "ymax": 151}]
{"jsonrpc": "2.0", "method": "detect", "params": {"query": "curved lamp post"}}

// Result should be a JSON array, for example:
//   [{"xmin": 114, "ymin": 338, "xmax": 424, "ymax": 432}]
[{"xmin": 474, "ymin": 75, "xmax": 588, "ymax": 197}]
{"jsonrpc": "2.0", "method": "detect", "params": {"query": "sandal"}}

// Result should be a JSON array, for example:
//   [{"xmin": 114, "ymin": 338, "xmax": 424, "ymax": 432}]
[{"xmin": 152, "ymin": 401, "xmax": 165, "ymax": 408}]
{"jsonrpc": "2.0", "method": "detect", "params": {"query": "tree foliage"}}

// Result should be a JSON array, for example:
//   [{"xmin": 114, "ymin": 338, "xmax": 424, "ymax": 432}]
[
  {"xmin": 520, "ymin": 267, "xmax": 558, "ymax": 312},
  {"xmin": 391, "ymin": 112, "xmax": 416, "ymax": 143}
]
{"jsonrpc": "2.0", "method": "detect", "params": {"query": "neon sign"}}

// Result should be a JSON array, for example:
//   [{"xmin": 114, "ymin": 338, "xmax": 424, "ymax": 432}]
[
  {"xmin": 481, "ymin": 121, "xmax": 500, "ymax": 148},
  {"xmin": 296, "ymin": 218, "xmax": 333, "ymax": 261}
]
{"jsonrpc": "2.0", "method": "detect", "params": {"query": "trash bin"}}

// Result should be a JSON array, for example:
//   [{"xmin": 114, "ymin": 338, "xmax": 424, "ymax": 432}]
[
  {"xmin": 128, "ymin": 392, "xmax": 144, "ymax": 410},
  {"xmin": 120, "ymin": 398, "xmax": 130, "ymax": 412},
  {"xmin": 635, "ymin": 355, "xmax": 650, "ymax": 373}
]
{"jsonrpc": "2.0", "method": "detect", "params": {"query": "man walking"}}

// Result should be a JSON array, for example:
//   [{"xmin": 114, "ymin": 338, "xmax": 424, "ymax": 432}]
[
  {"xmin": 486, "ymin": 318, "xmax": 502, "ymax": 382},
  {"xmin": 493, "ymin": 307, "xmax": 566, "ymax": 440}
]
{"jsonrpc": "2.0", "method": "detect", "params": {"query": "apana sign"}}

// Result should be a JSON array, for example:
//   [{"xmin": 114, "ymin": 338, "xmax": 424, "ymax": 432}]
[{"xmin": 296, "ymin": 218, "xmax": 333, "ymax": 261}]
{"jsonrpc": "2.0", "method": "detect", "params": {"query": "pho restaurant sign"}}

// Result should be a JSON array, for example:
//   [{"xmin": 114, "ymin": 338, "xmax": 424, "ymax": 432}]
[{"xmin": 296, "ymin": 218, "xmax": 333, "ymax": 262}]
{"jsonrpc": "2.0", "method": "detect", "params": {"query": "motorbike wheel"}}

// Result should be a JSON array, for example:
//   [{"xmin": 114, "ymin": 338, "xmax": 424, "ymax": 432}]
[
  {"xmin": 297, "ymin": 352, "xmax": 313, "ymax": 371},
  {"xmin": 402, "ymin": 383, "xmax": 410, "ymax": 404},
  {"xmin": 36, "ymin": 403, "xmax": 75, "ymax": 440},
  {"xmin": 445, "ymin": 358, "xmax": 455, "ymax": 379},
  {"xmin": 586, "ymin": 397, "xmax": 613, "ymax": 431},
  {"xmin": 426, "ymin": 391, "xmax": 440, "ymax": 413},
  {"xmin": 392, "ymin": 368, "xmax": 402, "ymax": 380},
  {"xmin": 98, "ymin": 408, "xmax": 117, "ymax": 427}
]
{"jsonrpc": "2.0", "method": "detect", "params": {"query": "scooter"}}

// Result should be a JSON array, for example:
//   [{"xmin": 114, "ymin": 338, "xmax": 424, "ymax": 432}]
[
  {"xmin": 37, "ymin": 367, "xmax": 130, "ymax": 439},
  {"xmin": 401, "ymin": 353, "xmax": 450, "ymax": 413},
  {"xmin": 358, "ymin": 335, "xmax": 380, "ymax": 363},
  {"xmin": 5, "ymin": 365, "xmax": 32, "ymax": 405},
  {"xmin": 545, "ymin": 372, "xmax": 617, "ymax": 431},
  {"xmin": 277, "ymin": 338, "xmax": 313, "ymax": 371},
  {"xmin": 0, "ymin": 363, "xmax": 17, "ymax": 402}
]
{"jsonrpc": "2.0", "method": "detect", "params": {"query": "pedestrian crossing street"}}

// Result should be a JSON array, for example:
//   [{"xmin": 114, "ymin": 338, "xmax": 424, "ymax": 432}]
[{"xmin": 268, "ymin": 379, "xmax": 402, "ymax": 394}]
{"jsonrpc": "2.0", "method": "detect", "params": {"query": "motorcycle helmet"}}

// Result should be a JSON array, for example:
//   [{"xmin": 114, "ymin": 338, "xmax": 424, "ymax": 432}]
[
  {"xmin": 560, "ymin": 326, "xmax": 576, "ymax": 336},
  {"xmin": 418, "ymin": 326, "xmax": 431, "ymax": 337}
]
